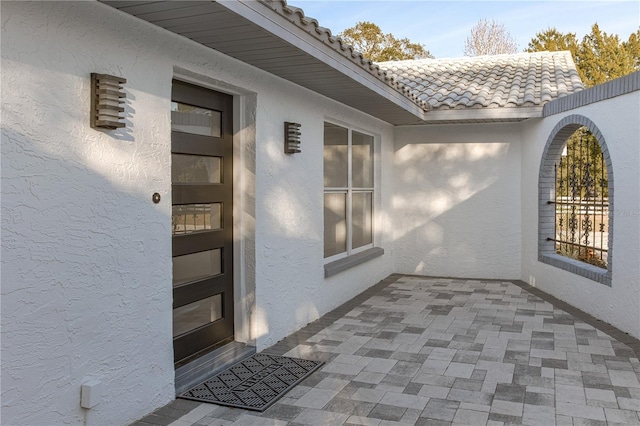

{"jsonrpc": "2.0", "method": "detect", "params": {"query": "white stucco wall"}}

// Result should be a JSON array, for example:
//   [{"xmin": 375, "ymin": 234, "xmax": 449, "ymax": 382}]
[
  {"xmin": 1, "ymin": 2, "xmax": 395, "ymax": 425},
  {"xmin": 392, "ymin": 123, "xmax": 522, "ymax": 279},
  {"xmin": 252, "ymin": 96, "xmax": 395, "ymax": 351},
  {"xmin": 521, "ymin": 92, "xmax": 640, "ymax": 339}
]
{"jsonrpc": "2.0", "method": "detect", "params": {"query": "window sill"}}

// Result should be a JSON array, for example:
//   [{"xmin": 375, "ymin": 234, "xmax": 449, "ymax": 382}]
[
  {"xmin": 324, "ymin": 247, "xmax": 384, "ymax": 278},
  {"xmin": 539, "ymin": 253, "xmax": 611, "ymax": 286}
]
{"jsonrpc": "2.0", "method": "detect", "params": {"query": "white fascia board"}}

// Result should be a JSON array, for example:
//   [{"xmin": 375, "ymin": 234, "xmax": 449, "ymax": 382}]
[
  {"xmin": 217, "ymin": 0, "xmax": 426, "ymax": 121},
  {"xmin": 418, "ymin": 106, "xmax": 543, "ymax": 123}
]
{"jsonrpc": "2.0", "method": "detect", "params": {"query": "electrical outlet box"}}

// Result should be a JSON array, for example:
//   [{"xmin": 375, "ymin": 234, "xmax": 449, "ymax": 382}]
[{"xmin": 81, "ymin": 379, "xmax": 102, "ymax": 409}]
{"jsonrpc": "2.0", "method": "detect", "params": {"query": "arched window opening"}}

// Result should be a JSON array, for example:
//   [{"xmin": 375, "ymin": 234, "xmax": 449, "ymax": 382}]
[
  {"xmin": 551, "ymin": 127, "xmax": 608, "ymax": 268},
  {"xmin": 539, "ymin": 114, "xmax": 613, "ymax": 285}
]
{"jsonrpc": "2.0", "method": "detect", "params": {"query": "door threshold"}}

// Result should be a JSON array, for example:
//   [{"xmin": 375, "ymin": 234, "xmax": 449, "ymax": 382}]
[{"xmin": 175, "ymin": 341, "xmax": 256, "ymax": 396}]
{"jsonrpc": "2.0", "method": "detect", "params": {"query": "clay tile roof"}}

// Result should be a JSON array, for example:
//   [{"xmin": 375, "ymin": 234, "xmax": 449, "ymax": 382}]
[
  {"xmin": 377, "ymin": 52, "xmax": 584, "ymax": 111},
  {"xmin": 263, "ymin": 0, "xmax": 430, "ymax": 112}
]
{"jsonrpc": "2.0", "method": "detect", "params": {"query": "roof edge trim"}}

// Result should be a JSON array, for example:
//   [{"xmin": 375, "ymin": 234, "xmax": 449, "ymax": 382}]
[
  {"xmin": 543, "ymin": 71, "xmax": 640, "ymax": 116},
  {"xmin": 416, "ymin": 106, "xmax": 543, "ymax": 123},
  {"xmin": 238, "ymin": 0, "xmax": 427, "ymax": 118}
]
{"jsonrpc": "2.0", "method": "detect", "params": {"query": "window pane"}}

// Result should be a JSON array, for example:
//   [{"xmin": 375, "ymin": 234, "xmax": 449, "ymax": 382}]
[
  {"xmin": 352, "ymin": 131, "xmax": 374, "ymax": 188},
  {"xmin": 324, "ymin": 193, "xmax": 347, "ymax": 257},
  {"xmin": 172, "ymin": 203, "xmax": 221, "ymax": 235},
  {"xmin": 173, "ymin": 249, "xmax": 222, "ymax": 286},
  {"xmin": 173, "ymin": 294, "xmax": 222, "ymax": 337},
  {"xmin": 172, "ymin": 154, "xmax": 221, "ymax": 183},
  {"xmin": 324, "ymin": 123, "xmax": 348, "ymax": 188},
  {"xmin": 171, "ymin": 102, "xmax": 221, "ymax": 137},
  {"xmin": 352, "ymin": 192, "xmax": 373, "ymax": 249}
]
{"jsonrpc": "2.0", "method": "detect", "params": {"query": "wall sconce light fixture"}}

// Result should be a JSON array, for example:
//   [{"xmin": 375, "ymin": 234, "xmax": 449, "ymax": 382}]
[
  {"xmin": 91, "ymin": 73, "xmax": 126, "ymax": 129},
  {"xmin": 284, "ymin": 122, "xmax": 301, "ymax": 154}
]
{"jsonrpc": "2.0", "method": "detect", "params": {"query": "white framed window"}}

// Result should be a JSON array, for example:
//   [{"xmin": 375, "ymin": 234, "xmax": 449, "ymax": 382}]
[{"xmin": 324, "ymin": 122, "xmax": 375, "ymax": 260}]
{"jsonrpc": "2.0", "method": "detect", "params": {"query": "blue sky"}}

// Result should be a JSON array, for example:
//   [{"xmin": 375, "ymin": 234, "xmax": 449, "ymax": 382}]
[{"xmin": 293, "ymin": 1, "xmax": 640, "ymax": 58}]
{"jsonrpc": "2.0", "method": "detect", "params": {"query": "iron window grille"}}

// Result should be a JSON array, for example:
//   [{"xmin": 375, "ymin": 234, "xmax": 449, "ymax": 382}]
[{"xmin": 548, "ymin": 128, "xmax": 609, "ymax": 269}]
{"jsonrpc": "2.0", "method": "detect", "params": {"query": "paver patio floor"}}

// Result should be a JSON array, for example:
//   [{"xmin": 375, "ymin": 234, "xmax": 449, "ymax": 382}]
[{"xmin": 134, "ymin": 275, "xmax": 640, "ymax": 425}]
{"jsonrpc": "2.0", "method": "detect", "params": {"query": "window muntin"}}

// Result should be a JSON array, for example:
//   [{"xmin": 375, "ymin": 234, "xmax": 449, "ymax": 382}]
[{"xmin": 324, "ymin": 122, "xmax": 374, "ymax": 259}]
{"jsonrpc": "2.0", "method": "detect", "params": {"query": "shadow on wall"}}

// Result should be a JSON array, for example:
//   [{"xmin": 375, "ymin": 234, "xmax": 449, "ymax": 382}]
[
  {"xmin": 0, "ymin": 109, "xmax": 265, "ymax": 425},
  {"xmin": 393, "ymin": 139, "xmax": 520, "ymax": 278},
  {"xmin": 1, "ymin": 125, "xmax": 173, "ymax": 424},
  {"xmin": 255, "ymin": 118, "xmax": 333, "ymax": 346}
]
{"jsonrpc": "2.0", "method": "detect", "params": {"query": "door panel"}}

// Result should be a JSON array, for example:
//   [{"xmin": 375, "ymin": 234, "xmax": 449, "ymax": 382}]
[
  {"xmin": 172, "ymin": 232, "xmax": 226, "ymax": 257},
  {"xmin": 171, "ymin": 80, "xmax": 234, "ymax": 367},
  {"xmin": 171, "ymin": 185, "xmax": 226, "ymax": 204},
  {"xmin": 173, "ymin": 275, "xmax": 229, "ymax": 308},
  {"xmin": 171, "ymin": 132, "xmax": 226, "ymax": 157}
]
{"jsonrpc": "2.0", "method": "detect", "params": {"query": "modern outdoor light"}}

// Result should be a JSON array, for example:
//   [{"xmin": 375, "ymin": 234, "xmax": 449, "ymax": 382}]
[
  {"xmin": 284, "ymin": 122, "xmax": 301, "ymax": 154},
  {"xmin": 90, "ymin": 73, "xmax": 127, "ymax": 129}
]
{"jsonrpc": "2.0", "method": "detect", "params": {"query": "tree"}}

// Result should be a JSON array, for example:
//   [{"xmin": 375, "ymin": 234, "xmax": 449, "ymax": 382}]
[
  {"xmin": 623, "ymin": 29, "xmax": 640, "ymax": 69},
  {"xmin": 338, "ymin": 21, "xmax": 433, "ymax": 62},
  {"xmin": 463, "ymin": 19, "xmax": 519, "ymax": 56},
  {"xmin": 578, "ymin": 24, "xmax": 638, "ymax": 86},
  {"xmin": 526, "ymin": 27, "xmax": 579, "ymax": 54},
  {"xmin": 527, "ymin": 24, "xmax": 640, "ymax": 87}
]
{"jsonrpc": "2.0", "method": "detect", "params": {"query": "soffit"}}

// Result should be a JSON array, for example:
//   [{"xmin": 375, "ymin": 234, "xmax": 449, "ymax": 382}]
[{"xmin": 99, "ymin": 0, "xmax": 427, "ymax": 125}]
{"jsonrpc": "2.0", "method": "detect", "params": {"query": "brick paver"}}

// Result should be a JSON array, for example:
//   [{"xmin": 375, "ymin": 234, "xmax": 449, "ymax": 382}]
[{"xmin": 133, "ymin": 275, "xmax": 640, "ymax": 425}]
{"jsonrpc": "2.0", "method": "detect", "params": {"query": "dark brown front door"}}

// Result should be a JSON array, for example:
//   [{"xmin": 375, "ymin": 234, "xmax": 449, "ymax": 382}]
[{"xmin": 171, "ymin": 80, "xmax": 234, "ymax": 366}]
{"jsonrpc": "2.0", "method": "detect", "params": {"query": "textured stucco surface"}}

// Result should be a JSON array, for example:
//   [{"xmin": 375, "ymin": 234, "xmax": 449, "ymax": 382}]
[
  {"xmin": 1, "ymin": 3, "xmax": 175, "ymax": 425},
  {"xmin": 3, "ymin": 2, "xmax": 639, "ymax": 426},
  {"xmin": 520, "ymin": 91, "xmax": 640, "ymax": 340},
  {"xmin": 1, "ymin": 2, "xmax": 394, "ymax": 425},
  {"xmin": 392, "ymin": 123, "xmax": 522, "ymax": 279},
  {"xmin": 254, "ymin": 110, "xmax": 395, "ymax": 351}
]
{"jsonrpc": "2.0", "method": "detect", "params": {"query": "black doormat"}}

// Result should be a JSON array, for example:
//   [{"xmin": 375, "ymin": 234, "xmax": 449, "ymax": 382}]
[{"xmin": 178, "ymin": 353, "xmax": 324, "ymax": 412}]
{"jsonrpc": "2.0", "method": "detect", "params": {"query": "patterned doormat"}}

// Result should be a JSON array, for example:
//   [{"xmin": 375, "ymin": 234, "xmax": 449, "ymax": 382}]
[{"xmin": 178, "ymin": 353, "xmax": 324, "ymax": 412}]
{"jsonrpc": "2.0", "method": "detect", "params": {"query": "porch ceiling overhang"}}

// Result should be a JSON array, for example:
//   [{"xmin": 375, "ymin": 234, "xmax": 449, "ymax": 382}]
[{"xmin": 100, "ymin": 0, "xmax": 428, "ymax": 125}]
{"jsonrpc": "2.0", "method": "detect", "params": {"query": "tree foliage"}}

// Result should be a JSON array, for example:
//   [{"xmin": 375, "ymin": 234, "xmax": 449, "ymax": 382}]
[
  {"xmin": 526, "ymin": 27, "xmax": 579, "ymax": 53},
  {"xmin": 338, "ymin": 21, "xmax": 433, "ymax": 62},
  {"xmin": 527, "ymin": 24, "xmax": 640, "ymax": 87},
  {"xmin": 463, "ymin": 19, "xmax": 519, "ymax": 56},
  {"xmin": 624, "ymin": 29, "xmax": 640, "ymax": 69}
]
